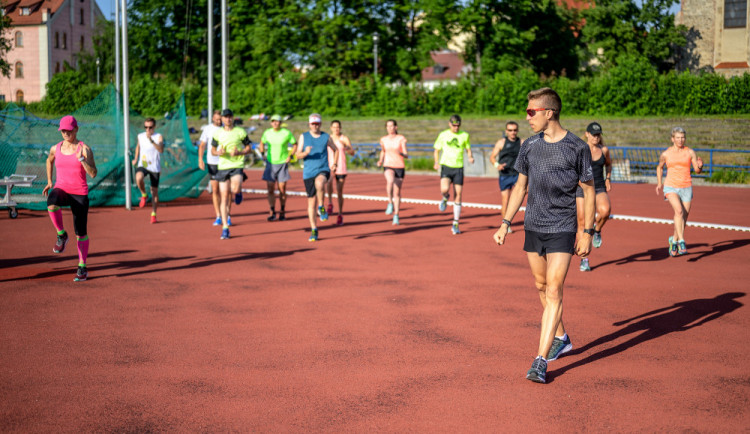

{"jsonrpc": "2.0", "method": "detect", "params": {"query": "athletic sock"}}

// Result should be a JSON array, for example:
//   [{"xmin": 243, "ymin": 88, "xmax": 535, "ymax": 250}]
[
  {"xmin": 151, "ymin": 211, "xmax": 156, "ymax": 217},
  {"xmin": 141, "ymin": 193, "xmax": 147, "ymax": 197},
  {"xmin": 453, "ymin": 203, "xmax": 461, "ymax": 221},
  {"xmin": 76, "ymin": 236, "xmax": 89, "ymax": 265},
  {"xmin": 270, "ymin": 206, "xmax": 275, "ymax": 214},
  {"xmin": 557, "ymin": 333, "xmax": 568, "ymax": 341},
  {"xmin": 222, "ymin": 224, "xmax": 229, "ymax": 229},
  {"xmin": 442, "ymin": 193, "xmax": 449, "ymax": 201},
  {"xmin": 48, "ymin": 207, "xmax": 64, "ymax": 233}
]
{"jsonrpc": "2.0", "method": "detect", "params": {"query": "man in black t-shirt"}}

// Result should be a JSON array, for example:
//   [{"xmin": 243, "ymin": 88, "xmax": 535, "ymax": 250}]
[
  {"xmin": 490, "ymin": 121, "xmax": 522, "ymax": 233},
  {"xmin": 492, "ymin": 87, "xmax": 595, "ymax": 384}
]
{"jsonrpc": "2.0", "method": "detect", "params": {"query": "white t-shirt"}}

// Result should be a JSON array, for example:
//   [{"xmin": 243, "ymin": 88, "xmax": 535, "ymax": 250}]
[
  {"xmin": 200, "ymin": 124, "xmax": 221, "ymax": 165},
  {"xmin": 137, "ymin": 132, "xmax": 164, "ymax": 173}
]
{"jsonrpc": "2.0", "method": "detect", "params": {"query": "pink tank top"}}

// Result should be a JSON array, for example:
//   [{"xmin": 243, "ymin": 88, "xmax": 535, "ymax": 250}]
[
  {"xmin": 328, "ymin": 135, "xmax": 348, "ymax": 175},
  {"xmin": 54, "ymin": 141, "xmax": 88, "ymax": 195},
  {"xmin": 664, "ymin": 146, "xmax": 692, "ymax": 189},
  {"xmin": 381, "ymin": 134, "xmax": 407, "ymax": 169}
]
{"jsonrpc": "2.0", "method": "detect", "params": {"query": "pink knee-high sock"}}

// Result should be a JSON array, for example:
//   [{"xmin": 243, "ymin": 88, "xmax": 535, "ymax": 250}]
[
  {"xmin": 48, "ymin": 208, "xmax": 64, "ymax": 233},
  {"xmin": 77, "ymin": 236, "xmax": 89, "ymax": 266}
]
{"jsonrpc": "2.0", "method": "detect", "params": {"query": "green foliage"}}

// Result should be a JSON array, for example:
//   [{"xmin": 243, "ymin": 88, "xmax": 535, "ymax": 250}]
[
  {"xmin": 42, "ymin": 71, "xmax": 107, "ymax": 114},
  {"xmin": 0, "ymin": 13, "xmax": 12, "ymax": 77},
  {"xmin": 708, "ymin": 169, "xmax": 750, "ymax": 184}
]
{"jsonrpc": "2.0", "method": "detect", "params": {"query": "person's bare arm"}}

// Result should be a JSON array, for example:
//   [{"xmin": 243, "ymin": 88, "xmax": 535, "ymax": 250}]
[
  {"xmin": 603, "ymin": 146, "xmax": 612, "ymax": 191},
  {"xmin": 490, "ymin": 139, "xmax": 506, "ymax": 171},
  {"xmin": 78, "ymin": 144, "xmax": 98, "ymax": 178},
  {"xmin": 43, "ymin": 145, "xmax": 56, "ymax": 196},
  {"xmin": 493, "ymin": 173, "xmax": 528, "ymax": 245},
  {"xmin": 655, "ymin": 152, "xmax": 666, "ymax": 195}
]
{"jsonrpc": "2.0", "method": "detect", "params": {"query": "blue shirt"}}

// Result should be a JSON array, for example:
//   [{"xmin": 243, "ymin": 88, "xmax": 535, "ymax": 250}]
[{"xmin": 302, "ymin": 131, "xmax": 331, "ymax": 179}]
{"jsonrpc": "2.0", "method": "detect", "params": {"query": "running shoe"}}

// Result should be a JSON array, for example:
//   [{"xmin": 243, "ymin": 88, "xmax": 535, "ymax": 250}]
[
  {"xmin": 212, "ymin": 216, "xmax": 222, "ymax": 226},
  {"xmin": 327, "ymin": 203, "xmax": 334, "ymax": 215},
  {"xmin": 138, "ymin": 195, "xmax": 147, "ymax": 208},
  {"xmin": 53, "ymin": 231, "xmax": 69, "ymax": 253},
  {"xmin": 227, "ymin": 216, "xmax": 232, "ymax": 226},
  {"xmin": 319, "ymin": 205, "xmax": 328, "ymax": 221},
  {"xmin": 220, "ymin": 228, "xmax": 230, "ymax": 240},
  {"xmin": 669, "ymin": 238, "xmax": 678, "ymax": 257},
  {"xmin": 74, "ymin": 266, "xmax": 88, "ymax": 282},
  {"xmin": 579, "ymin": 258, "xmax": 591, "ymax": 272},
  {"xmin": 267, "ymin": 213, "xmax": 277, "ymax": 222},
  {"xmin": 451, "ymin": 222, "xmax": 460, "ymax": 235},
  {"xmin": 526, "ymin": 356, "xmax": 547, "ymax": 384},
  {"xmin": 678, "ymin": 240, "xmax": 687, "ymax": 255},
  {"xmin": 385, "ymin": 202, "xmax": 394, "ymax": 215},
  {"xmin": 668, "ymin": 236, "xmax": 674, "ymax": 248},
  {"xmin": 439, "ymin": 197, "xmax": 448, "ymax": 212},
  {"xmin": 392, "ymin": 215, "xmax": 400, "ymax": 225},
  {"xmin": 593, "ymin": 231, "xmax": 602, "ymax": 248},
  {"xmin": 309, "ymin": 228, "xmax": 318, "ymax": 242},
  {"xmin": 150, "ymin": 214, "xmax": 157, "ymax": 224},
  {"xmin": 278, "ymin": 212, "xmax": 286, "ymax": 221},
  {"xmin": 234, "ymin": 191, "xmax": 243, "ymax": 205},
  {"xmin": 547, "ymin": 335, "xmax": 573, "ymax": 361},
  {"xmin": 337, "ymin": 214, "xmax": 343, "ymax": 226}
]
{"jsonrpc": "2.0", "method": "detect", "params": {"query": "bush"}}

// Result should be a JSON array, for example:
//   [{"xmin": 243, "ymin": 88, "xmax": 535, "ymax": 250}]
[{"xmin": 708, "ymin": 169, "xmax": 750, "ymax": 184}]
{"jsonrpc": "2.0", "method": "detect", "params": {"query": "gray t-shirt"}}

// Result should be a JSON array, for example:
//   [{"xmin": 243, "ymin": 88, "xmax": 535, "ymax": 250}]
[{"xmin": 515, "ymin": 131, "xmax": 593, "ymax": 233}]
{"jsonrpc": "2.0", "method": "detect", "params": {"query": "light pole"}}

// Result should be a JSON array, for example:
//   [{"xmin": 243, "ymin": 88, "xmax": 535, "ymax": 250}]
[
  {"xmin": 373, "ymin": 32, "xmax": 379, "ymax": 81},
  {"xmin": 96, "ymin": 57, "xmax": 100, "ymax": 85}
]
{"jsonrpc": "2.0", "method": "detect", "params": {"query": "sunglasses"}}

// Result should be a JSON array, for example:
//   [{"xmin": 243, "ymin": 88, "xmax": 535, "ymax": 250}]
[
  {"xmin": 144, "ymin": 125, "xmax": 155, "ymax": 129},
  {"xmin": 310, "ymin": 122, "xmax": 321, "ymax": 126},
  {"xmin": 526, "ymin": 108, "xmax": 556, "ymax": 117}
]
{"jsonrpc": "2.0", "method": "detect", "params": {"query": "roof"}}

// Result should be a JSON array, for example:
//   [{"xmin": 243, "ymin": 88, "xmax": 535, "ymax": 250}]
[
  {"xmin": 3, "ymin": 0, "xmax": 66, "ymax": 26},
  {"xmin": 715, "ymin": 62, "xmax": 750, "ymax": 69},
  {"xmin": 421, "ymin": 51, "xmax": 470, "ymax": 82}
]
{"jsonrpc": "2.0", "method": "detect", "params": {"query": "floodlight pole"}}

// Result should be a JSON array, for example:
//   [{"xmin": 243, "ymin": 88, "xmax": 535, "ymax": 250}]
[
  {"xmin": 373, "ymin": 33, "xmax": 379, "ymax": 81},
  {"xmin": 114, "ymin": 3, "xmax": 120, "ymax": 92},
  {"xmin": 207, "ymin": 0, "xmax": 214, "ymax": 117},
  {"xmin": 221, "ymin": 0, "xmax": 228, "ymax": 109},
  {"xmin": 121, "ymin": 0, "xmax": 132, "ymax": 210}
]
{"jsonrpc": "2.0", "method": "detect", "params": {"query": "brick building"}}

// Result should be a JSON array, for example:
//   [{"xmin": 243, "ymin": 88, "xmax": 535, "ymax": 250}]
[
  {"xmin": 678, "ymin": 0, "xmax": 750, "ymax": 76},
  {"xmin": 0, "ymin": 0, "xmax": 104, "ymax": 103}
]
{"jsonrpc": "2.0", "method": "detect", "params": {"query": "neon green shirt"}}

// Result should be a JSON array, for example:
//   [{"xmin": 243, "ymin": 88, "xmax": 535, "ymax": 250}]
[
  {"xmin": 434, "ymin": 130, "xmax": 471, "ymax": 168},
  {"xmin": 261, "ymin": 128, "xmax": 296, "ymax": 165},
  {"xmin": 212, "ymin": 127, "xmax": 248, "ymax": 170}
]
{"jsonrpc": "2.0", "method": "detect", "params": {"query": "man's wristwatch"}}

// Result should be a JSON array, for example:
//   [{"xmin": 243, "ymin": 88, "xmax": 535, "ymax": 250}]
[
  {"xmin": 502, "ymin": 219, "xmax": 511, "ymax": 227},
  {"xmin": 583, "ymin": 228, "xmax": 595, "ymax": 236}
]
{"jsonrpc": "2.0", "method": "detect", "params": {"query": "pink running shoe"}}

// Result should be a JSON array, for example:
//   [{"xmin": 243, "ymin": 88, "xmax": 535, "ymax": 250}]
[
  {"xmin": 139, "ymin": 196, "xmax": 147, "ymax": 208},
  {"xmin": 327, "ymin": 203, "xmax": 333, "ymax": 215},
  {"xmin": 150, "ymin": 214, "xmax": 157, "ymax": 224},
  {"xmin": 336, "ymin": 214, "xmax": 343, "ymax": 226}
]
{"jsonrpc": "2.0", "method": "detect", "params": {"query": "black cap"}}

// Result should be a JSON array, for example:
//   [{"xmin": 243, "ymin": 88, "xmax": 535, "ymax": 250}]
[
  {"xmin": 221, "ymin": 109, "xmax": 234, "ymax": 117},
  {"xmin": 586, "ymin": 122, "xmax": 603, "ymax": 134}
]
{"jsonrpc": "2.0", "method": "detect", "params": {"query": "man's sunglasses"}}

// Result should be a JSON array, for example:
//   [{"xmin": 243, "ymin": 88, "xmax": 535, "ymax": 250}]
[
  {"xmin": 144, "ymin": 125, "xmax": 155, "ymax": 129},
  {"xmin": 526, "ymin": 108, "xmax": 556, "ymax": 117}
]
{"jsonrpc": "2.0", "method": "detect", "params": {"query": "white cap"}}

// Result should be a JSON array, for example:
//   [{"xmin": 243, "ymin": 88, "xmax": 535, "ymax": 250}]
[{"xmin": 308, "ymin": 113, "xmax": 322, "ymax": 124}]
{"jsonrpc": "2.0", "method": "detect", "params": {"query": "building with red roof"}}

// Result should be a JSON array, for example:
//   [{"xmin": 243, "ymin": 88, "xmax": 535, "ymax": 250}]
[{"xmin": 1, "ymin": 0, "xmax": 104, "ymax": 103}]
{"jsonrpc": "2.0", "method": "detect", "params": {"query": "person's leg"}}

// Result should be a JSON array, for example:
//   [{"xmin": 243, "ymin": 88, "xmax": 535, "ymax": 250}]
[
  {"xmin": 315, "ymin": 174, "xmax": 327, "ymax": 210},
  {"xmin": 392, "ymin": 176, "xmax": 403, "ymax": 216},
  {"xmin": 440, "ymin": 177, "xmax": 451, "ymax": 199},
  {"xmin": 266, "ymin": 181, "xmax": 277, "ymax": 214},
  {"xmin": 278, "ymin": 181, "xmax": 288, "ymax": 218},
  {"xmin": 575, "ymin": 197, "xmax": 589, "ymax": 270},
  {"xmin": 150, "ymin": 185, "xmax": 159, "ymax": 215},
  {"xmin": 681, "ymin": 200, "xmax": 692, "ymax": 239},
  {"xmin": 666, "ymin": 193, "xmax": 685, "ymax": 241},
  {"xmin": 527, "ymin": 253, "xmax": 566, "ymax": 339},
  {"xmin": 47, "ymin": 189, "xmax": 68, "ymax": 253},
  {"xmin": 210, "ymin": 179, "xmax": 221, "ymax": 219},
  {"xmin": 307, "ymin": 196, "xmax": 317, "ymax": 228},
  {"xmin": 453, "ymin": 183, "xmax": 463, "ymax": 222},
  {"xmin": 500, "ymin": 188, "xmax": 511, "ymax": 216},
  {"xmin": 594, "ymin": 192, "xmax": 611, "ymax": 232},
  {"xmin": 537, "ymin": 252, "xmax": 573, "ymax": 358},
  {"xmin": 219, "ymin": 180, "xmax": 230, "ymax": 227},
  {"xmin": 135, "ymin": 170, "xmax": 147, "ymax": 207},
  {"xmin": 326, "ymin": 176, "xmax": 334, "ymax": 211},
  {"xmin": 336, "ymin": 177, "xmax": 345, "ymax": 215},
  {"xmin": 70, "ymin": 195, "xmax": 89, "ymax": 268}
]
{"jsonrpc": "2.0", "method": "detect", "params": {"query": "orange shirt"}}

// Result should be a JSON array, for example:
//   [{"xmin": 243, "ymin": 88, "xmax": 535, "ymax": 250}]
[
  {"xmin": 380, "ymin": 134, "xmax": 407, "ymax": 169},
  {"xmin": 664, "ymin": 146, "xmax": 693, "ymax": 188}
]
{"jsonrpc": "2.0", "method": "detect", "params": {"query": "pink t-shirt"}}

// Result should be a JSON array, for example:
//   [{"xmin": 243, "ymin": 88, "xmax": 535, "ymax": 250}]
[
  {"xmin": 54, "ymin": 141, "xmax": 88, "ymax": 195},
  {"xmin": 328, "ymin": 135, "xmax": 349, "ymax": 175},
  {"xmin": 380, "ymin": 134, "xmax": 407, "ymax": 169}
]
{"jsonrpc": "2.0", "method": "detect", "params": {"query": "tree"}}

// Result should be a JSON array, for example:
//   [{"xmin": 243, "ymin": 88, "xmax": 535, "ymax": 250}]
[{"xmin": 0, "ymin": 12, "xmax": 13, "ymax": 77}]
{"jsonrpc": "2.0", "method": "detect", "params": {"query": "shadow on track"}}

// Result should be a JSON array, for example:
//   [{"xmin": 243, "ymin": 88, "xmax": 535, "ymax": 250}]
[
  {"xmin": 686, "ymin": 239, "xmax": 750, "ymax": 262},
  {"xmin": 0, "ymin": 250, "xmax": 138, "ymax": 270},
  {"xmin": 549, "ymin": 292, "xmax": 745, "ymax": 382}
]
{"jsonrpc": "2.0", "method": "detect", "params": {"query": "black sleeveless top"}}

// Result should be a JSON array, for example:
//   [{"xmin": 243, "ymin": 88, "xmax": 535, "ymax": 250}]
[
  {"xmin": 591, "ymin": 153, "xmax": 606, "ymax": 190},
  {"xmin": 497, "ymin": 138, "xmax": 520, "ymax": 176}
]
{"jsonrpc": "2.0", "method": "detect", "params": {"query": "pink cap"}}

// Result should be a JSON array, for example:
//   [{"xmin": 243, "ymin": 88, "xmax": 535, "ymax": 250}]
[
  {"xmin": 308, "ymin": 113, "xmax": 322, "ymax": 124},
  {"xmin": 58, "ymin": 115, "xmax": 78, "ymax": 131}
]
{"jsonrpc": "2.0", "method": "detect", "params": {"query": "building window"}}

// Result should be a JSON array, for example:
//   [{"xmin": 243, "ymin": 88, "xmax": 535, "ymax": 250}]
[
  {"xmin": 15, "ymin": 62, "xmax": 23, "ymax": 78},
  {"xmin": 80, "ymin": 8, "xmax": 84, "ymax": 25},
  {"xmin": 55, "ymin": 62, "xmax": 60, "ymax": 73},
  {"xmin": 55, "ymin": 32, "xmax": 59, "ymax": 48},
  {"xmin": 63, "ymin": 33, "xmax": 67, "ymax": 49},
  {"xmin": 725, "ymin": 0, "xmax": 748, "ymax": 28},
  {"xmin": 16, "ymin": 90, "xmax": 24, "ymax": 103},
  {"xmin": 15, "ymin": 31, "xmax": 23, "ymax": 47},
  {"xmin": 0, "ymin": 95, "xmax": 5, "ymax": 102},
  {"xmin": 20, "ymin": 7, "xmax": 30, "ymax": 16},
  {"xmin": 80, "ymin": 36, "xmax": 85, "ymax": 50}
]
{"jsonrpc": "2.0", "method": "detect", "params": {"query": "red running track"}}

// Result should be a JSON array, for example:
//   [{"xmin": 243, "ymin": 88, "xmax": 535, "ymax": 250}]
[{"xmin": 1, "ymin": 171, "xmax": 749, "ymax": 431}]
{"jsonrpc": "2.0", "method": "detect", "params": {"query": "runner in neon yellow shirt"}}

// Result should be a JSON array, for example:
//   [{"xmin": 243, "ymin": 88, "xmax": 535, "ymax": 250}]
[
  {"xmin": 211, "ymin": 109, "xmax": 251, "ymax": 240},
  {"xmin": 259, "ymin": 114, "xmax": 297, "ymax": 221},
  {"xmin": 433, "ymin": 114, "xmax": 474, "ymax": 234}
]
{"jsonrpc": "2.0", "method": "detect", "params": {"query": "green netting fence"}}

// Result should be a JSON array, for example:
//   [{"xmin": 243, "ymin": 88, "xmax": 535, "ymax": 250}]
[{"xmin": 0, "ymin": 84, "xmax": 205, "ymax": 210}]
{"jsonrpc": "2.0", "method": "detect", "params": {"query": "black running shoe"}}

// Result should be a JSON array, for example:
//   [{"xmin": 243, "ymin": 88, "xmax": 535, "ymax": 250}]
[
  {"xmin": 526, "ymin": 357, "xmax": 547, "ymax": 383},
  {"xmin": 278, "ymin": 212, "xmax": 286, "ymax": 221},
  {"xmin": 53, "ymin": 231, "xmax": 69, "ymax": 253},
  {"xmin": 74, "ymin": 266, "xmax": 88, "ymax": 282},
  {"xmin": 267, "ymin": 213, "xmax": 277, "ymax": 221}
]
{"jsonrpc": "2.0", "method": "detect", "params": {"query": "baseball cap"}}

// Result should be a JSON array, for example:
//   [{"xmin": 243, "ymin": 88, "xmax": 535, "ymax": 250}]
[
  {"xmin": 270, "ymin": 114, "xmax": 283, "ymax": 122},
  {"xmin": 586, "ymin": 122, "xmax": 603, "ymax": 135},
  {"xmin": 58, "ymin": 115, "xmax": 78, "ymax": 131},
  {"xmin": 221, "ymin": 108, "xmax": 234, "ymax": 117},
  {"xmin": 309, "ymin": 113, "xmax": 322, "ymax": 124}
]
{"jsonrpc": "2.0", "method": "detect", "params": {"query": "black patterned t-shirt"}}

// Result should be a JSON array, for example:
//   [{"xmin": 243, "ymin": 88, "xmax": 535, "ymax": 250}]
[{"xmin": 514, "ymin": 131, "xmax": 593, "ymax": 233}]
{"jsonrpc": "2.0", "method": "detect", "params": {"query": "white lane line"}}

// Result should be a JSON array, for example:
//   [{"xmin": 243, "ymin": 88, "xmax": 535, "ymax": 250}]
[{"xmin": 242, "ymin": 189, "xmax": 750, "ymax": 232}]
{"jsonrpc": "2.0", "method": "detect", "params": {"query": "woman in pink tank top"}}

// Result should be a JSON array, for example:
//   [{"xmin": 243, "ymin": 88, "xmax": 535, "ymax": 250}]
[
  {"xmin": 377, "ymin": 119, "xmax": 408, "ymax": 225},
  {"xmin": 42, "ymin": 115, "xmax": 98, "ymax": 282},
  {"xmin": 325, "ymin": 120, "xmax": 355, "ymax": 225},
  {"xmin": 655, "ymin": 127, "xmax": 703, "ymax": 257}
]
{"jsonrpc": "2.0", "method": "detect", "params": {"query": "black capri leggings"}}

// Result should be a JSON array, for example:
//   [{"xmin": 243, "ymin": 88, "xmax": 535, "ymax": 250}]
[{"xmin": 47, "ymin": 188, "xmax": 89, "ymax": 237}]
